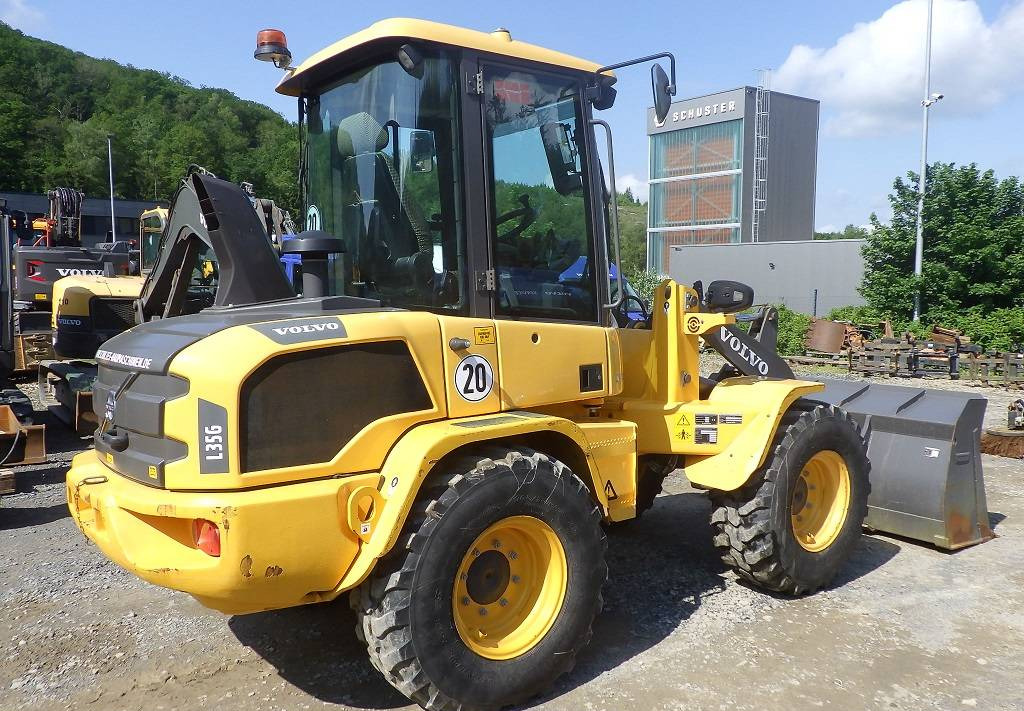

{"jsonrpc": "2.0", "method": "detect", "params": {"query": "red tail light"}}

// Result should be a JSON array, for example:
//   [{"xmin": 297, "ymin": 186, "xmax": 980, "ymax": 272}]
[{"xmin": 192, "ymin": 519, "xmax": 221, "ymax": 557}]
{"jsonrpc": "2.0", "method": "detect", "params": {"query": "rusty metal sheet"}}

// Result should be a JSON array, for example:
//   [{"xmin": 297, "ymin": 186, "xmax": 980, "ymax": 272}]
[{"xmin": 806, "ymin": 319, "xmax": 847, "ymax": 354}]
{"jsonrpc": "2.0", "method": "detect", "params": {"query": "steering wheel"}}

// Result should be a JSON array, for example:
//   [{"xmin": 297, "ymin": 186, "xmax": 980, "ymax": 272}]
[
  {"xmin": 496, "ymin": 194, "xmax": 536, "ymax": 243},
  {"xmin": 615, "ymin": 292, "xmax": 650, "ymax": 328}
]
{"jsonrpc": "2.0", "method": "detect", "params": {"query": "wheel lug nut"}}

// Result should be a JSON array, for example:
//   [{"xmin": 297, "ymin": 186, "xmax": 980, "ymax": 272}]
[
  {"xmin": 508, "ymin": 551, "xmax": 518, "ymax": 560},
  {"xmin": 511, "ymin": 575, "xmax": 520, "ymax": 584},
  {"xmin": 460, "ymin": 572, "xmax": 468, "ymax": 581},
  {"xmin": 461, "ymin": 596, "xmax": 470, "ymax": 606},
  {"xmin": 471, "ymin": 548, "xmax": 479, "ymax": 557},
  {"xmin": 478, "ymin": 607, "xmax": 487, "ymax": 616},
  {"xmin": 492, "ymin": 539, "xmax": 501, "ymax": 549},
  {"xmin": 499, "ymin": 598, "xmax": 508, "ymax": 607}
]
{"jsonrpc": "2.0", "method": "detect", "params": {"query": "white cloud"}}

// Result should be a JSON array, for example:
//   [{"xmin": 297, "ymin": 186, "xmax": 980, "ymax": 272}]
[
  {"xmin": 0, "ymin": 0, "xmax": 44, "ymax": 31},
  {"xmin": 617, "ymin": 172, "xmax": 649, "ymax": 202},
  {"xmin": 774, "ymin": 0, "xmax": 1024, "ymax": 137}
]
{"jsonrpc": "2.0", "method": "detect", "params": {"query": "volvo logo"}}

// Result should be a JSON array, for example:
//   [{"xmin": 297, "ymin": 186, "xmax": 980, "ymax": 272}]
[
  {"xmin": 271, "ymin": 321, "xmax": 340, "ymax": 336},
  {"xmin": 56, "ymin": 268, "xmax": 104, "ymax": 277},
  {"xmin": 719, "ymin": 326, "xmax": 770, "ymax": 376}
]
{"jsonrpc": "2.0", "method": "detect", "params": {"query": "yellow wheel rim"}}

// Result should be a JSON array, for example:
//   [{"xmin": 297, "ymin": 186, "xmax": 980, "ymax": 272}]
[
  {"xmin": 452, "ymin": 515, "xmax": 567, "ymax": 660},
  {"xmin": 790, "ymin": 450, "xmax": 851, "ymax": 552}
]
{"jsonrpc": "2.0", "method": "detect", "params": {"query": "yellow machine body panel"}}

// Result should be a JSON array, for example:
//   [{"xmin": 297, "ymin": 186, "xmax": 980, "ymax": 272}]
[
  {"xmin": 495, "ymin": 321, "xmax": 617, "ymax": 408},
  {"xmin": 162, "ymin": 311, "xmax": 447, "ymax": 491},
  {"xmin": 276, "ymin": 18, "xmax": 607, "ymax": 97},
  {"xmin": 68, "ymin": 406, "xmax": 638, "ymax": 614},
  {"xmin": 67, "ymin": 449, "xmax": 380, "ymax": 614},
  {"xmin": 52, "ymin": 275, "xmax": 145, "ymax": 327}
]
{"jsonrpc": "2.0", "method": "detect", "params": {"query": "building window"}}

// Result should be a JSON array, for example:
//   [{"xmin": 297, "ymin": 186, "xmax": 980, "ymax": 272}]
[
  {"xmin": 650, "ymin": 119, "xmax": 743, "ymax": 179},
  {"xmin": 650, "ymin": 174, "xmax": 742, "ymax": 229},
  {"xmin": 648, "ymin": 118, "xmax": 745, "ymax": 272}
]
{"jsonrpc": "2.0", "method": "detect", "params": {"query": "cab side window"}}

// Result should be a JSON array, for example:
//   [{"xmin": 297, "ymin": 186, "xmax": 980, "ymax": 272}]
[{"xmin": 484, "ymin": 68, "xmax": 597, "ymax": 322}]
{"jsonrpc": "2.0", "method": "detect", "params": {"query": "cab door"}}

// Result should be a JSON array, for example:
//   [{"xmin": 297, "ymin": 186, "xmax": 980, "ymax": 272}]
[{"xmin": 479, "ymin": 62, "xmax": 613, "ymax": 409}]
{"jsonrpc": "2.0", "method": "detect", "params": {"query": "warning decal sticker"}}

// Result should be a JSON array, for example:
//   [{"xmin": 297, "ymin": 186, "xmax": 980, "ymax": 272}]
[
  {"xmin": 695, "ymin": 427, "xmax": 719, "ymax": 445},
  {"xmin": 695, "ymin": 414, "xmax": 718, "ymax": 426},
  {"xmin": 721, "ymin": 414, "xmax": 743, "ymax": 425}
]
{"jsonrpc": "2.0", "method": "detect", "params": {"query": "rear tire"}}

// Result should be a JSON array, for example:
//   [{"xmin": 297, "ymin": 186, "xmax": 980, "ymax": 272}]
[
  {"xmin": 353, "ymin": 447, "xmax": 607, "ymax": 711},
  {"xmin": 710, "ymin": 404, "xmax": 870, "ymax": 595}
]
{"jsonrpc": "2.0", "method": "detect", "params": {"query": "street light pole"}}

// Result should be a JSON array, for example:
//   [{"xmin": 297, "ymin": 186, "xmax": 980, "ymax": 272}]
[
  {"xmin": 106, "ymin": 133, "xmax": 117, "ymax": 242},
  {"xmin": 913, "ymin": 0, "xmax": 940, "ymax": 322}
]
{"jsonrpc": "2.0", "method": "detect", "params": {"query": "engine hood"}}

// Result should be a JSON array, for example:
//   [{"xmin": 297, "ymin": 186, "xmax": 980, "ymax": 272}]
[{"xmin": 97, "ymin": 295, "xmax": 389, "ymax": 375}]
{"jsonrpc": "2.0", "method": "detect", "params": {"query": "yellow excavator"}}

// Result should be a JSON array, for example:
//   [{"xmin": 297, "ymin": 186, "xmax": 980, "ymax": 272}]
[
  {"xmin": 65, "ymin": 19, "xmax": 991, "ymax": 711},
  {"xmin": 51, "ymin": 207, "xmax": 168, "ymax": 359}
]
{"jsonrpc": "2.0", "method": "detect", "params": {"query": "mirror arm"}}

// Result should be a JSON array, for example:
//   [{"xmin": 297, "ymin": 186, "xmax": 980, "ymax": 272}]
[
  {"xmin": 592, "ymin": 52, "xmax": 677, "ymax": 96},
  {"xmin": 590, "ymin": 119, "xmax": 623, "ymax": 313}
]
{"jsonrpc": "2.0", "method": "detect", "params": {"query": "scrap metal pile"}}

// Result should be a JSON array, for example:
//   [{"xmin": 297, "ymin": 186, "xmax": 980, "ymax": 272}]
[{"xmin": 788, "ymin": 318, "xmax": 1024, "ymax": 384}]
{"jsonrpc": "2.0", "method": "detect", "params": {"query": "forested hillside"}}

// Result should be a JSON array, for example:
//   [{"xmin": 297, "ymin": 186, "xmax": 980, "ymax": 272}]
[{"xmin": 0, "ymin": 22, "xmax": 297, "ymax": 210}]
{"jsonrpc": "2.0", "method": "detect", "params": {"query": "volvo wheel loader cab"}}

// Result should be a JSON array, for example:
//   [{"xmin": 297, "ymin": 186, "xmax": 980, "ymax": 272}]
[{"xmin": 68, "ymin": 20, "xmax": 871, "ymax": 711}]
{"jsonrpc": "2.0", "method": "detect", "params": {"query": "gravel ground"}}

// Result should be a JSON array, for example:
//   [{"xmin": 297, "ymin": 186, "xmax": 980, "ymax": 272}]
[{"xmin": 2, "ymin": 366, "xmax": 1023, "ymax": 711}]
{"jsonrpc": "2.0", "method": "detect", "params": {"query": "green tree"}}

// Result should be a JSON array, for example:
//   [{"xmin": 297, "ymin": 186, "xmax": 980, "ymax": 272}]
[
  {"xmin": 814, "ymin": 223, "xmax": 869, "ymax": 240},
  {"xmin": 862, "ymin": 162, "xmax": 1024, "ymax": 323},
  {"xmin": 0, "ymin": 22, "xmax": 298, "ymax": 212}
]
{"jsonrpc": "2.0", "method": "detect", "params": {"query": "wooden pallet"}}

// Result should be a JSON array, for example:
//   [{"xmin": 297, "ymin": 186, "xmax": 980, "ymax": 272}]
[
  {"xmin": 965, "ymin": 354, "xmax": 1024, "ymax": 387},
  {"xmin": 0, "ymin": 468, "xmax": 14, "ymax": 496}
]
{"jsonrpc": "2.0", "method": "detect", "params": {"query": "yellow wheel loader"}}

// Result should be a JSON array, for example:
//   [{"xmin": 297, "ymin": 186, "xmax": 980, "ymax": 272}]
[{"xmin": 66, "ymin": 19, "xmax": 990, "ymax": 711}]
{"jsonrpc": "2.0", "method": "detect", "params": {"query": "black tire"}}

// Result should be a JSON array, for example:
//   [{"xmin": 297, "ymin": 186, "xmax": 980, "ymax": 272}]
[
  {"xmin": 710, "ymin": 404, "xmax": 870, "ymax": 595},
  {"xmin": 352, "ymin": 447, "xmax": 607, "ymax": 711},
  {"xmin": 633, "ymin": 455, "xmax": 678, "ymax": 519}
]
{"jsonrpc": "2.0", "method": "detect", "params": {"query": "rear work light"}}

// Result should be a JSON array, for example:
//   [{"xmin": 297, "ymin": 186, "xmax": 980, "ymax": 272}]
[{"xmin": 192, "ymin": 519, "xmax": 221, "ymax": 557}]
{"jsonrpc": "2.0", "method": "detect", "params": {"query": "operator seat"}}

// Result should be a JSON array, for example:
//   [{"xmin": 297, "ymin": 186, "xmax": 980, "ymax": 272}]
[{"xmin": 335, "ymin": 113, "xmax": 434, "ymax": 287}]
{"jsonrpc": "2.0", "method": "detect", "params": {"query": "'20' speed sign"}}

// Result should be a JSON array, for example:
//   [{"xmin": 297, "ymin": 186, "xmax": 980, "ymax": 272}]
[{"xmin": 455, "ymin": 355, "xmax": 493, "ymax": 402}]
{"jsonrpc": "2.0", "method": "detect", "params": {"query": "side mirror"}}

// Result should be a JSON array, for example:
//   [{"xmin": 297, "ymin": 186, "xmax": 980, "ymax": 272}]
[
  {"xmin": 409, "ymin": 130, "xmax": 435, "ymax": 173},
  {"xmin": 651, "ymin": 64, "xmax": 672, "ymax": 124},
  {"xmin": 540, "ymin": 121, "xmax": 583, "ymax": 195},
  {"xmin": 704, "ymin": 280, "xmax": 755, "ymax": 314}
]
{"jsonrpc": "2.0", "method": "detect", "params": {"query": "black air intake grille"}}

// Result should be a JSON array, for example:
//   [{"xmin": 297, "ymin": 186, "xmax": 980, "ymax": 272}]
[
  {"xmin": 91, "ymin": 298, "xmax": 135, "ymax": 332},
  {"xmin": 239, "ymin": 341, "xmax": 432, "ymax": 472}
]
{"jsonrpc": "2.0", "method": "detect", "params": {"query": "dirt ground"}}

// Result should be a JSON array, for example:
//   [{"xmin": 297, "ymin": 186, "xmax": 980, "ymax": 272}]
[{"xmin": 2, "ymin": 365, "xmax": 1023, "ymax": 711}]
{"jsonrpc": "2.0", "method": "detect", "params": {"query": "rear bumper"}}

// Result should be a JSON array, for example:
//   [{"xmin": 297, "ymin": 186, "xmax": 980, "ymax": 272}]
[{"xmin": 66, "ymin": 450, "xmax": 375, "ymax": 614}]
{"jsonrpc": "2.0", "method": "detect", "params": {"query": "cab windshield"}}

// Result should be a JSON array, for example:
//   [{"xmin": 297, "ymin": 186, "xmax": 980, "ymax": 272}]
[{"xmin": 304, "ymin": 54, "xmax": 465, "ymax": 311}]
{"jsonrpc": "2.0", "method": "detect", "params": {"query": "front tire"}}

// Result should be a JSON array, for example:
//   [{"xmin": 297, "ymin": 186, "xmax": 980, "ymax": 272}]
[
  {"xmin": 353, "ymin": 447, "xmax": 607, "ymax": 711},
  {"xmin": 710, "ymin": 404, "xmax": 870, "ymax": 595}
]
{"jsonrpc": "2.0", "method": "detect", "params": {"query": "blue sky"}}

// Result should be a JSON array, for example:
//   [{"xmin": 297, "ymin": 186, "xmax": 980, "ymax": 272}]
[{"xmin": 3, "ymin": 0, "xmax": 1022, "ymax": 231}]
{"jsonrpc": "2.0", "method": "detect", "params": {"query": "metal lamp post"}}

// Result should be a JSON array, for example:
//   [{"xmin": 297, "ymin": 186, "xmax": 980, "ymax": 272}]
[
  {"xmin": 913, "ymin": 0, "xmax": 943, "ymax": 321},
  {"xmin": 106, "ymin": 133, "xmax": 116, "ymax": 242}
]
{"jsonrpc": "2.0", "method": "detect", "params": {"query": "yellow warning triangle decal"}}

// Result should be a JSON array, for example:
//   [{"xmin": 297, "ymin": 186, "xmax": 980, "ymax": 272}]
[{"xmin": 604, "ymin": 480, "xmax": 618, "ymax": 500}]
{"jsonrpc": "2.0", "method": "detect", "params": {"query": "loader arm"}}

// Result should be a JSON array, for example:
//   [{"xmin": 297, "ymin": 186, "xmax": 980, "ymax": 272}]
[
  {"xmin": 702, "ymin": 306, "xmax": 795, "ymax": 380},
  {"xmin": 138, "ymin": 172, "xmax": 295, "ymax": 321}
]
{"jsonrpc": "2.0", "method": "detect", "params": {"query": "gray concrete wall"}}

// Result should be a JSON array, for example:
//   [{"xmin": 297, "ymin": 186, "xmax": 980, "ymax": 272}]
[{"xmin": 668, "ymin": 239, "xmax": 866, "ymax": 315}]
